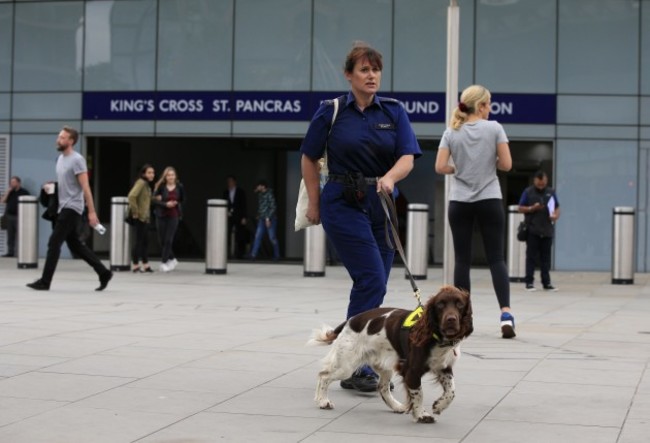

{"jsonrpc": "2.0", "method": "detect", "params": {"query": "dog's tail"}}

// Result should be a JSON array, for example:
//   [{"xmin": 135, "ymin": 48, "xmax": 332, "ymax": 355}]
[{"xmin": 306, "ymin": 324, "xmax": 339, "ymax": 346}]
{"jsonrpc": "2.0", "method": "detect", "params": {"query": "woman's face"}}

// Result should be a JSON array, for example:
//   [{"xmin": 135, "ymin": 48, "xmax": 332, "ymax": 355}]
[
  {"xmin": 345, "ymin": 57, "xmax": 381, "ymax": 97},
  {"xmin": 144, "ymin": 168, "xmax": 155, "ymax": 182},
  {"xmin": 166, "ymin": 170, "xmax": 176, "ymax": 183}
]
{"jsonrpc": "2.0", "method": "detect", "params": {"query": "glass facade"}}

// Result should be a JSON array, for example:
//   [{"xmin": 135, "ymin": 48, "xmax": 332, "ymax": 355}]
[
  {"xmin": 13, "ymin": 1, "xmax": 83, "ymax": 91},
  {"xmin": 84, "ymin": 0, "xmax": 157, "ymax": 90},
  {"xmin": 0, "ymin": 0, "xmax": 648, "ymax": 271},
  {"xmin": 158, "ymin": 0, "xmax": 234, "ymax": 90}
]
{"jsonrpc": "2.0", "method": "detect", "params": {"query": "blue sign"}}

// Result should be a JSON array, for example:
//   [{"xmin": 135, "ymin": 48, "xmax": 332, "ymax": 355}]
[{"xmin": 83, "ymin": 91, "xmax": 556, "ymax": 124}]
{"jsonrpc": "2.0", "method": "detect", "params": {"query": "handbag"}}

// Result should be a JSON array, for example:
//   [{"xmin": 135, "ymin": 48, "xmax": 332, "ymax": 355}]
[
  {"xmin": 517, "ymin": 221, "xmax": 528, "ymax": 242},
  {"xmin": 294, "ymin": 96, "xmax": 340, "ymax": 231},
  {"xmin": 124, "ymin": 206, "xmax": 135, "ymax": 225}
]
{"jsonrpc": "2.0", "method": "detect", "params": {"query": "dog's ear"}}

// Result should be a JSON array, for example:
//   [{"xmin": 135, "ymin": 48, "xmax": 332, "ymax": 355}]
[
  {"xmin": 410, "ymin": 288, "xmax": 444, "ymax": 347},
  {"xmin": 460, "ymin": 289, "xmax": 474, "ymax": 338}
]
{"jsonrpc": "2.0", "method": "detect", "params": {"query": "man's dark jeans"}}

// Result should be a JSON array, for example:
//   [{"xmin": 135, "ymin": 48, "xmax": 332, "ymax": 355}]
[{"xmin": 41, "ymin": 208, "xmax": 108, "ymax": 285}]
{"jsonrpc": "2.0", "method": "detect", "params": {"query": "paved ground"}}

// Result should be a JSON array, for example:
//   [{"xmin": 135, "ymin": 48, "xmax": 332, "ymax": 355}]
[{"xmin": 0, "ymin": 256, "xmax": 649, "ymax": 443}]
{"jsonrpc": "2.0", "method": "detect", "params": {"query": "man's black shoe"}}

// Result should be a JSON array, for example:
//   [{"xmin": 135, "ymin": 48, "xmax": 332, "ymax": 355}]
[
  {"xmin": 26, "ymin": 279, "xmax": 49, "ymax": 291},
  {"xmin": 2, "ymin": 253, "xmax": 14, "ymax": 257},
  {"xmin": 96, "ymin": 271, "xmax": 113, "ymax": 291}
]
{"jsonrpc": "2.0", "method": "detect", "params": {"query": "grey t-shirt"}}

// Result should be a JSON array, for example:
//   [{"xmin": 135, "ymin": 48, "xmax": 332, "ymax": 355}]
[
  {"xmin": 439, "ymin": 120, "xmax": 509, "ymax": 202},
  {"xmin": 56, "ymin": 150, "xmax": 87, "ymax": 215}
]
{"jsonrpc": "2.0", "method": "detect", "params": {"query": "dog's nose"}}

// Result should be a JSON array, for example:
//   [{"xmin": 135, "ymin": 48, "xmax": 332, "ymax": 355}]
[{"xmin": 445, "ymin": 315, "xmax": 459, "ymax": 324}]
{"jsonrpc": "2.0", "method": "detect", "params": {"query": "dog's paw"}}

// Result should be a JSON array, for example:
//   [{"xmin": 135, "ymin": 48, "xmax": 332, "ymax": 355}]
[
  {"xmin": 431, "ymin": 399, "xmax": 450, "ymax": 414},
  {"xmin": 416, "ymin": 413, "xmax": 436, "ymax": 424},
  {"xmin": 318, "ymin": 399, "xmax": 334, "ymax": 410}
]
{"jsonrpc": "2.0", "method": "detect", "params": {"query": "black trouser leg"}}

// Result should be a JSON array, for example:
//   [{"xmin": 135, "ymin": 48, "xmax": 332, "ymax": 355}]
[
  {"xmin": 539, "ymin": 236, "xmax": 553, "ymax": 286},
  {"xmin": 6, "ymin": 214, "xmax": 17, "ymax": 255},
  {"xmin": 157, "ymin": 217, "xmax": 179, "ymax": 263},
  {"xmin": 131, "ymin": 220, "xmax": 149, "ymax": 264},
  {"xmin": 41, "ymin": 211, "xmax": 74, "ymax": 285},
  {"xmin": 41, "ymin": 209, "xmax": 107, "ymax": 285},
  {"xmin": 66, "ymin": 226, "xmax": 109, "ymax": 276},
  {"xmin": 525, "ymin": 235, "xmax": 541, "ymax": 285},
  {"xmin": 448, "ymin": 201, "xmax": 474, "ymax": 294}
]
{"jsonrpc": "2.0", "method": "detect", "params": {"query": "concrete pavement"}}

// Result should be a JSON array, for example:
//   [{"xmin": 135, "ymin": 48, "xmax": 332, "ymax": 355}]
[{"xmin": 1, "ymin": 257, "xmax": 649, "ymax": 442}]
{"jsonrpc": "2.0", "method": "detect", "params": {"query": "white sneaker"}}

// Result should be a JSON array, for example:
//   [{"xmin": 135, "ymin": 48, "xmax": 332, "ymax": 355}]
[
  {"xmin": 160, "ymin": 262, "xmax": 171, "ymax": 273},
  {"xmin": 169, "ymin": 258, "xmax": 178, "ymax": 270}
]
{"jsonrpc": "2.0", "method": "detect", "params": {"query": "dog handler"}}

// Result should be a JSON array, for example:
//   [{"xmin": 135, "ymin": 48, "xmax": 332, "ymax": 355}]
[{"xmin": 300, "ymin": 42, "xmax": 421, "ymax": 392}]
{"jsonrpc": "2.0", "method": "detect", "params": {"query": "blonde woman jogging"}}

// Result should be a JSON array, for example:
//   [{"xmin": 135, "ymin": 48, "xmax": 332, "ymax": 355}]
[
  {"xmin": 435, "ymin": 84, "xmax": 515, "ymax": 338},
  {"xmin": 153, "ymin": 167, "xmax": 185, "ymax": 272}
]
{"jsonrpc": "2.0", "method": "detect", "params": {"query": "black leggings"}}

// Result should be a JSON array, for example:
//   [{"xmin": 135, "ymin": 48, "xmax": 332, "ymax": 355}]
[
  {"xmin": 448, "ymin": 199, "xmax": 510, "ymax": 309},
  {"xmin": 131, "ymin": 220, "xmax": 149, "ymax": 264}
]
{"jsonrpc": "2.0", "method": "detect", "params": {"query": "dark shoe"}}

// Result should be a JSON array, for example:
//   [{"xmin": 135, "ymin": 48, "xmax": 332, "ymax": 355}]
[
  {"xmin": 2, "ymin": 253, "xmax": 15, "ymax": 257},
  {"xmin": 142, "ymin": 267, "xmax": 154, "ymax": 273},
  {"xmin": 340, "ymin": 374, "xmax": 379, "ymax": 392},
  {"xmin": 525, "ymin": 284, "xmax": 536, "ymax": 292},
  {"xmin": 132, "ymin": 266, "xmax": 141, "ymax": 273},
  {"xmin": 96, "ymin": 271, "xmax": 113, "ymax": 291},
  {"xmin": 543, "ymin": 285, "xmax": 558, "ymax": 292},
  {"xmin": 26, "ymin": 279, "xmax": 49, "ymax": 291}
]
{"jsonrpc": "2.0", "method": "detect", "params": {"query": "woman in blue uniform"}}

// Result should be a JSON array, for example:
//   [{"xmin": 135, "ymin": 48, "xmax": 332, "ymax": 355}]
[{"xmin": 300, "ymin": 42, "xmax": 421, "ymax": 392}]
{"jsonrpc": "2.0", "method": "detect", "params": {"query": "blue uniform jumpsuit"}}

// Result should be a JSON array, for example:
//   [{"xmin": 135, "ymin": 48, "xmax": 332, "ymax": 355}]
[{"xmin": 300, "ymin": 92, "xmax": 421, "ymax": 320}]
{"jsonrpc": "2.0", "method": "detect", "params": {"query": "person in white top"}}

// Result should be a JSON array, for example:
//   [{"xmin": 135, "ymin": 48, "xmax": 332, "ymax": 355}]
[{"xmin": 435, "ymin": 84, "xmax": 515, "ymax": 339}]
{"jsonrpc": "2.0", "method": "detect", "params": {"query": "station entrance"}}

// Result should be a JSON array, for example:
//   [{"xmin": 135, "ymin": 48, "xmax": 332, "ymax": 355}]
[{"xmin": 87, "ymin": 136, "xmax": 553, "ymax": 265}]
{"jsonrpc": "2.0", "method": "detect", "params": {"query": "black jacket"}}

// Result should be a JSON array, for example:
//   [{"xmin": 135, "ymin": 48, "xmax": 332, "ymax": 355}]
[
  {"xmin": 523, "ymin": 185, "xmax": 557, "ymax": 238},
  {"xmin": 222, "ymin": 186, "xmax": 247, "ymax": 224},
  {"xmin": 39, "ymin": 183, "xmax": 59, "ymax": 222},
  {"xmin": 153, "ymin": 183, "xmax": 185, "ymax": 219}
]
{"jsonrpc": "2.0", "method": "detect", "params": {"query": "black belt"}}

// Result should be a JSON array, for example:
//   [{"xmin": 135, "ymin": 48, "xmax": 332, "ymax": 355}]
[{"xmin": 328, "ymin": 174, "xmax": 378, "ymax": 185}]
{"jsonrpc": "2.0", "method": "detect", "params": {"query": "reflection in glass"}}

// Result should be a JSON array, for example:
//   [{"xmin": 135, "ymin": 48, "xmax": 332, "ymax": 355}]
[
  {"xmin": 158, "ymin": 0, "xmax": 233, "ymax": 90},
  {"xmin": 234, "ymin": 0, "xmax": 311, "ymax": 90},
  {"xmin": 13, "ymin": 2, "xmax": 83, "ymax": 91},
  {"xmin": 84, "ymin": 0, "xmax": 156, "ymax": 91}
]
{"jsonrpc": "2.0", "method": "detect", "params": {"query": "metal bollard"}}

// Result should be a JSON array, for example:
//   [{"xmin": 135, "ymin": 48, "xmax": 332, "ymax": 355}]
[
  {"xmin": 507, "ymin": 205, "xmax": 526, "ymax": 282},
  {"xmin": 206, "ymin": 199, "xmax": 228, "ymax": 274},
  {"xmin": 406, "ymin": 203, "xmax": 429, "ymax": 280},
  {"xmin": 17, "ymin": 195, "xmax": 38, "ymax": 269},
  {"xmin": 612, "ymin": 206, "xmax": 635, "ymax": 284},
  {"xmin": 304, "ymin": 224, "xmax": 326, "ymax": 277},
  {"xmin": 110, "ymin": 196, "xmax": 131, "ymax": 271}
]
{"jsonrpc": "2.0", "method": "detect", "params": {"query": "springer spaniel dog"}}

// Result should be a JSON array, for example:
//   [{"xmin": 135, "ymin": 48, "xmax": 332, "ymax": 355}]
[{"xmin": 308, "ymin": 285, "xmax": 473, "ymax": 423}]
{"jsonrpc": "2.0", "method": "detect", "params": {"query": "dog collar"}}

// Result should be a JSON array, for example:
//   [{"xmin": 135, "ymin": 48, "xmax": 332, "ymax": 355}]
[
  {"xmin": 402, "ymin": 307, "xmax": 462, "ymax": 348},
  {"xmin": 402, "ymin": 306, "xmax": 442, "ymax": 342}
]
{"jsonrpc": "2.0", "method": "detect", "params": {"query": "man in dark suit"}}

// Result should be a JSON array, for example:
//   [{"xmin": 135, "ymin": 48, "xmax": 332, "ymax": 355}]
[{"xmin": 223, "ymin": 176, "xmax": 249, "ymax": 259}]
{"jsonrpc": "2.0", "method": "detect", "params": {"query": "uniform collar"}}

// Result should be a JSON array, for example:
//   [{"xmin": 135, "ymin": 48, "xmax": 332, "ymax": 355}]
[{"xmin": 346, "ymin": 91, "xmax": 382, "ymax": 110}]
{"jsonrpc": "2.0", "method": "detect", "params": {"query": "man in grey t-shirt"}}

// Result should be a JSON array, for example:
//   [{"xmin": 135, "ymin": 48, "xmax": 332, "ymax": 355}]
[{"xmin": 26, "ymin": 126, "xmax": 113, "ymax": 291}]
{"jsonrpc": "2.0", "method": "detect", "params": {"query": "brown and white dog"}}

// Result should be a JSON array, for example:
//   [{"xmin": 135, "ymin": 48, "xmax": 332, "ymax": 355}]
[{"xmin": 308, "ymin": 285, "xmax": 473, "ymax": 423}]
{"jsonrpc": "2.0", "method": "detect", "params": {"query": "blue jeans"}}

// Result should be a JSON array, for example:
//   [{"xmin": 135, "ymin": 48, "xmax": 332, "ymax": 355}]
[{"xmin": 250, "ymin": 217, "xmax": 280, "ymax": 259}]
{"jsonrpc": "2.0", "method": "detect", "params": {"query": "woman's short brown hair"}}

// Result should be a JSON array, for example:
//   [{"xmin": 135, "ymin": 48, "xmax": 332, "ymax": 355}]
[{"xmin": 343, "ymin": 41, "xmax": 383, "ymax": 73}]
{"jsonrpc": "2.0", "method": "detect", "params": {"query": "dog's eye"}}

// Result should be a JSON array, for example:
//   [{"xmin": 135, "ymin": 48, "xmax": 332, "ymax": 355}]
[
  {"xmin": 436, "ymin": 302, "xmax": 446, "ymax": 310},
  {"xmin": 456, "ymin": 302, "xmax": 465, "ymax": 310}
]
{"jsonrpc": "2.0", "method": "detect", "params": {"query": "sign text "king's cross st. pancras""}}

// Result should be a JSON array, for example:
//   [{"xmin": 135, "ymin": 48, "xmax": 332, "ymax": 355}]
[{"xmin": 83, "ymin": 91, "xmax": 556, "ymax": 124}]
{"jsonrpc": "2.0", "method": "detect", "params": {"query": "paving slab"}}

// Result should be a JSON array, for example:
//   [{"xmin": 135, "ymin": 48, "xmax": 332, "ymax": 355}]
[{"xmin": 1, "ymin": 257, "xmax": 649, "ymax": 442}]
